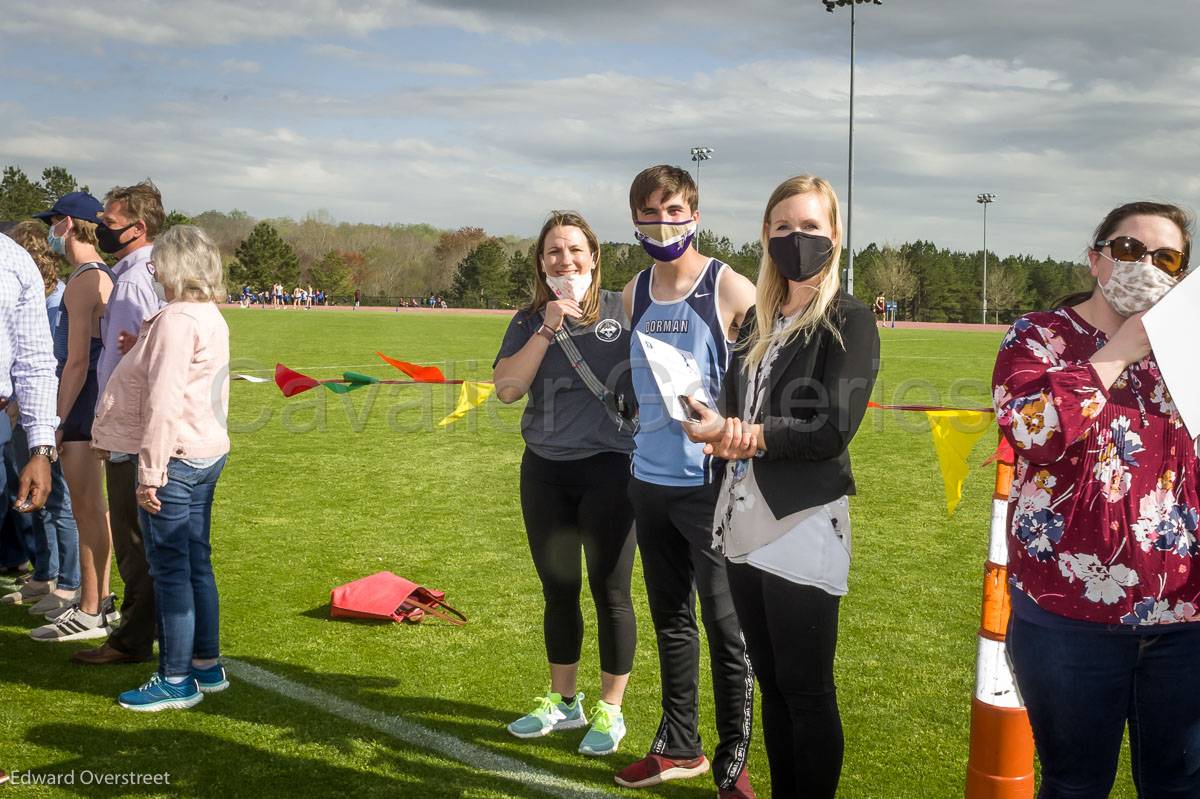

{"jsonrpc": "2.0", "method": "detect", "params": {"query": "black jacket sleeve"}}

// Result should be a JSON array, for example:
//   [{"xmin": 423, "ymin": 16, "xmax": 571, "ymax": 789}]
[
  {"xmin": 761, "ymin": 301, "xmax": 880, "ymax": 461},
  {"xmin": 717, "ymin": 306, "xmax": 755, "ymax": 418}
]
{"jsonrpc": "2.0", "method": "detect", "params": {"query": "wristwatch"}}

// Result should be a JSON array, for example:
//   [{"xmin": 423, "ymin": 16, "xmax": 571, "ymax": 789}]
[
  {"xmin": 29, "ymin": 445, "xmax": 58, "ymax": 463},
  {"xmin": 536, "ymin": 324, "xmax": 558, "ymax": 343}
]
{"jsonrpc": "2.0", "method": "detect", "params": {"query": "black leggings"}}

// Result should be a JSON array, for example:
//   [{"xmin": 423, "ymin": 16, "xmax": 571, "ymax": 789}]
[
  {"xmin": 726, "ymin": 560, "xmax": 843, "ymax": 799},
  {"xmin": 519, "ymin": 449, "xmax": 637, "ymax": 675}
]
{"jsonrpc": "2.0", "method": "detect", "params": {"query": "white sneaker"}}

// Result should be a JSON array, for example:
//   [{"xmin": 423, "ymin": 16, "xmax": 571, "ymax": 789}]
[
  {"xmin": 101, "ymin": 593, "xmax": 122, "ymax": 628},
  {"xmin": 29, "ymin": 605, "xmax": 109, "ymax": 642},
  {"xmin": 30, "ymin": 590, "xmax": 80, "ymax": 617},
  {"xmin": 1, "ymin": 579, "xmax": 54, "ymax": 606}
]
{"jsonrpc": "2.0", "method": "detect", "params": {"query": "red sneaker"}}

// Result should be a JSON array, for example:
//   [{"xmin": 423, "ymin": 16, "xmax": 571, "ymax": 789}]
[
  {"xmin": 614, "ymin": 753, "xmax": 710, "ymax": 788},
  {"xmin": 718, "ymin": 767, "xmax": 756, "ymax": 799}
]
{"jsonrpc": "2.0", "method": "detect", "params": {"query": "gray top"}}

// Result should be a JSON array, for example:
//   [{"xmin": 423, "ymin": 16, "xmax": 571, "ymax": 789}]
[{"xmin": 495, "ymin": 290, "xmax": 635, "ymax": 460}]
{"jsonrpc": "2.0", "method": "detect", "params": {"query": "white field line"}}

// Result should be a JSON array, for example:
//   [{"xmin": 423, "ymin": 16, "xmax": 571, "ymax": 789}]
[{"xmin": 224, "ymin": 659, "xmax": 620, "ymax": 799}]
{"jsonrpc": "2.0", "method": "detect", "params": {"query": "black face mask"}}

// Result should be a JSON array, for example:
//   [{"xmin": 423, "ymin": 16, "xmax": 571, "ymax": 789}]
[
  {"xmin": 768, "ymin": 231, "xmax": 834, "ymax": 282},
  {"xmin": 96, "ymin": 222, "xmax": 137, "ymax": 254}
]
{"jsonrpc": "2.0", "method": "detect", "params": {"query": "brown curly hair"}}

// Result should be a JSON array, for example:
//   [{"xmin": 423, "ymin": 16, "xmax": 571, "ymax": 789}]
[{"xmin": 8, "ymin": 220, "xmax": 64, "ymax": 296}]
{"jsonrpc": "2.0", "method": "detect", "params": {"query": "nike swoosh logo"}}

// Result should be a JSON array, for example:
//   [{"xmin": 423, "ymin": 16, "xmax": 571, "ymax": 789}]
[{"xmin": 694, "ymin": 292, "xmax": 712, "ymax": 298}]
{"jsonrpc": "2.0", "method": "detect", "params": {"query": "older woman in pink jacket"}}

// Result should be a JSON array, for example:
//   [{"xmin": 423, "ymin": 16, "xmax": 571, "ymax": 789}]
[{"xmin": 92, "ymin": 225, "xmax": 231, "ymax": 712}]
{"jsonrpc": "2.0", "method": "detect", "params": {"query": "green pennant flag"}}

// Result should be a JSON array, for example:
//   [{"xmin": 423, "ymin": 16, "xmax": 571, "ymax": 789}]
[{"xmin": 323, "ymin": 372, "xmax": 380, "ymax": 394}]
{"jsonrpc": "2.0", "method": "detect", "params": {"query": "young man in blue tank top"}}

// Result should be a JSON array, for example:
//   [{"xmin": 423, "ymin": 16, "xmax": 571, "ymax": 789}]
[{"xmin": 615, "ymin": 166, "xmax": 758, "ymax": 798}]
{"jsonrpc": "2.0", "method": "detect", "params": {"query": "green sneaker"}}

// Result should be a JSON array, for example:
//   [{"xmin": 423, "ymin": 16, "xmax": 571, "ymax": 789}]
[
  {"xmin": 506, "ymin": 692, "xmax": 587, "ymax": 739},
  {"xmin": 578, "ymin": 700, "xmax": 625, "ymax": 756}
]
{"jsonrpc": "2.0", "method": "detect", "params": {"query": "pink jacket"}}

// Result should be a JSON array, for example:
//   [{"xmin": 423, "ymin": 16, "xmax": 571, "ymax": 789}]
[{"xmin": 92, "ymin": 301, "xmax": 230, "ymax": 487}]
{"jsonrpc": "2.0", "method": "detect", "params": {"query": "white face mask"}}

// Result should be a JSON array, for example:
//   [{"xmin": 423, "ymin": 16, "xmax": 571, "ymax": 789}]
[
  {"xmin": 1098, "ymin": 253, "xmax": 1178, "ymax": 317},
  {"xmin": 544, "ymin": 272, "xmax": 592, "ymax": 303}
]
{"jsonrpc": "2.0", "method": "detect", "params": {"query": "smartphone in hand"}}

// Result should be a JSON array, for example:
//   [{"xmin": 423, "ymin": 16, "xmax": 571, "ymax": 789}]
[{"xmin": 679, "ymin": 395, "xmax": 707, "ymax": 423}]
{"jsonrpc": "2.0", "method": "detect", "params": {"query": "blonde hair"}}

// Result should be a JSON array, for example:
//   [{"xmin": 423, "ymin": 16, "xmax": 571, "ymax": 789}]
[
  {"xmin": 104, "ymin": 179, "xmax": 165, "ymax": 240},
  {"xmin": 526, "ymin": 211, "xmax": 602, "ymax": 327},
  {"xmin": 68, "ymin": 217, "xmax": 100, "ymax": 248},
  {"xmin": 9, "ymin": 220, "xmax": 63, "ymax": 295},
  {"xmin": 152, "ymin": 225, "xmax": 224, "ymax": 302},
  {"xmin": 744, "ymin": 175, "xmax": 845, "ymax": 374}
]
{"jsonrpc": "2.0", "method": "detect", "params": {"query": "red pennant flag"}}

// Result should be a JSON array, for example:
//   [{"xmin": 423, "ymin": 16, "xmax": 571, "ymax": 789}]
[
  {"xmin": 376, "ymin": 352, "xmax": 446, "ymax": 383},
  {"xmin": 275, "ymin": 363, "xmax": 321, "ymax": 397}
]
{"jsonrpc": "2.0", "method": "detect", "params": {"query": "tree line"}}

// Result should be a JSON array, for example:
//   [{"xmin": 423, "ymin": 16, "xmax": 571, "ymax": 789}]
[{"xmin": 2, "ymin": 163, "xmax": 1091, "ymax": 321}]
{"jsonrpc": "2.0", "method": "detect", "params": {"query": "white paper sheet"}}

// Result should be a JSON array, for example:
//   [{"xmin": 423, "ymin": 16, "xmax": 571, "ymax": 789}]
[
  {"xmin": 1143, "ymin": 268, "xmax": 1200, "ymax": 439},
  {"xmin": 635, "ymin": 331, "xmax": 714, "ymax": 423}
]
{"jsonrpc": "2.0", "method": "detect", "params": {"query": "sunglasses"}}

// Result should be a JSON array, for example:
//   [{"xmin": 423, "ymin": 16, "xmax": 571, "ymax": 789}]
[{"xmin": 1094, "ymin": 236, "xmax": 1188, "ymax": 277}]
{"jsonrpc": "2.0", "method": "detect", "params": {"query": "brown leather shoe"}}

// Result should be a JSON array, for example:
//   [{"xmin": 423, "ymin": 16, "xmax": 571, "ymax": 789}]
[{"xmin": 71, "ymin": 643, "xmax": 151, "ymax": 665}]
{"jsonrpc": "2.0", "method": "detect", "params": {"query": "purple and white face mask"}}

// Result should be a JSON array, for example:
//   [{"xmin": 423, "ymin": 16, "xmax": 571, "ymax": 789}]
[{"xmin": 634, "ymin": 220, "xmax": 696, "ymax": 262}]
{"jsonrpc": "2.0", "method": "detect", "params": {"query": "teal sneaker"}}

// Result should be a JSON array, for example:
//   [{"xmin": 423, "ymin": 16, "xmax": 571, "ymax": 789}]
[
  {"xmin": 506, "ymin": 692, "xmax": 587, "ymax": 739},
  {"xmin": 578, "ymin": 700, "xmax": 625, "ymax": 755},
  {"xmin": 118, "ymin": 674, "xmax": 204, "ymax": 712},
  {"xmin": 192, "ymin": 663, "xmax": 230, "ymax": 693}
]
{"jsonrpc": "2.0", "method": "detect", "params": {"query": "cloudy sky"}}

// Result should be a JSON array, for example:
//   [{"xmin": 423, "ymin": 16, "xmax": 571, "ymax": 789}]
[{"xmin": 2, "ymin": 1, "xmax": 1198, "ymax": 261}]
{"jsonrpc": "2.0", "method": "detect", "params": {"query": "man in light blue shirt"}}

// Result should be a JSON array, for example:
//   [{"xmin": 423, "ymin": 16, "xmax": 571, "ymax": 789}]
[
  {"xmin": 0, "ymin": 233, "xmax": 61, "ymax": 511},
  {"xmin": 96, "ymin": 187, "xmax": 165, "ymax": 395},
  {"xmin": 73, "ymin": 180, "xmax": 166, "ymax": 666}
]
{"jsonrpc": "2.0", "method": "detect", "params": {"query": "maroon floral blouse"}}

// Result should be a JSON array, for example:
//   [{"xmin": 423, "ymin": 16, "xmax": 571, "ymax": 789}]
[{"xmin": 992, "ymin": 307, "xmax": 1200, "ymax": 626}]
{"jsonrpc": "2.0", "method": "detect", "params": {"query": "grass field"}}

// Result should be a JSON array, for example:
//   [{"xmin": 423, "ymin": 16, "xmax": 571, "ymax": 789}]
[{"xmin": 0, "ymin": 308, "xmax": 1137, "ymax": 798}]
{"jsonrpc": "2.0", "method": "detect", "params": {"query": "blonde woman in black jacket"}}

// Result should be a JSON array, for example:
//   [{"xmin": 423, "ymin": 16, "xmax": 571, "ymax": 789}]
[{"xmin": 684, "ymin": 174, "xmax": 880, "ymax": 798}]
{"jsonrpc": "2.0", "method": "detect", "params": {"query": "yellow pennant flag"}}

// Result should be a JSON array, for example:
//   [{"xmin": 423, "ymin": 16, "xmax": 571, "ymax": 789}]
[
  {"xmin": 437, "ymin": 381, "xmax": 496, "ymax": 428},
  {"xmin": 925, "ymin": 410, "xmax": 993, "ymax": 515}
]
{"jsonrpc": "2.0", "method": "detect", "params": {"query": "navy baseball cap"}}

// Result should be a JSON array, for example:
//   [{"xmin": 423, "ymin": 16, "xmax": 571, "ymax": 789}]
[{"xmin": 32, "ymin": 191, "xmax": 103, "ymax": 223}]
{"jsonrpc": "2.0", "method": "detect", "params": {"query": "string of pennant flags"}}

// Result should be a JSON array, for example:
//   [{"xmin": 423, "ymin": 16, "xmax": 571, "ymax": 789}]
[{"xmin": 234, "ymin": 352, "xmax": 1002, "ymax": 515}]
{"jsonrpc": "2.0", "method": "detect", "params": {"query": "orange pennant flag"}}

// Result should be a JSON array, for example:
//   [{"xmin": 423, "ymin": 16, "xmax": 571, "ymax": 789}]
[{"xmin": 376, "ymin": 352, "xmax": 446, "ymax": 383}]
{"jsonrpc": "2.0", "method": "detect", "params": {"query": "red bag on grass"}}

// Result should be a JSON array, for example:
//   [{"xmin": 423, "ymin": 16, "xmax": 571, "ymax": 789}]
[{"xmin": 330, "ymin": 571, "xmax": 466, "ymax": 626}]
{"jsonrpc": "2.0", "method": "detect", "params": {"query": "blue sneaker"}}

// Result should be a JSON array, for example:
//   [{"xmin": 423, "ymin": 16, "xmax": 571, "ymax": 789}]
[
  {"xmin": 118, "ymin": 674, "xmax": 204, "ymax": 712},
  {"xmin": 192, "ymin": 663, "xmax": 230, "ymax": 693},
  {"xmin": 507, "ymin": 692, "xmax": 587, "ymax": 738},
  {"xmin": 578, "ymin": 700, "xmax": 626, "ymax": 756}
]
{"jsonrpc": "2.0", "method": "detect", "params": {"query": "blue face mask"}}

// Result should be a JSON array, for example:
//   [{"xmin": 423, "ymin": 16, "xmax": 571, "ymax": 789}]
[{"xmin": 47, "ymin": 223, "xmax": 67, "ymax": 256}]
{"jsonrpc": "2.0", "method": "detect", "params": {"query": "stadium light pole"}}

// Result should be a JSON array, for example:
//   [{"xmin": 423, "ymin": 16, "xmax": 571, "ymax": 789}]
[
  {"xmin": 690, "ymin": 146, "xmax": 713, "ymax": 249},
  {"xmin": 824, "ymin": 0, "xmax": 882, "ymax": 296},
  {"xmin": 977, "ymin": 193, "xmax": 996, "ymax": 324}
]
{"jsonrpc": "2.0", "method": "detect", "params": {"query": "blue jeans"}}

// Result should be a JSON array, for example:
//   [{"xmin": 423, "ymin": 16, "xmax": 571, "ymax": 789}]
[
  {"xmin": 138, "ymin": 455, "xmax": 227, "ymax": 679},
  {"xmin": 1008, "ymin": 611, "xmax": 1200, "ymax": 798},
  {"xmin": 12, "ymin": 426, "xmax": 80, "ymax": 590}
]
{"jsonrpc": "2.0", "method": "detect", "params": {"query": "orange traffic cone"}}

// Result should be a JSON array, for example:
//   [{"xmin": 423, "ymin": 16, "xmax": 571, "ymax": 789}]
[{"xmin": 965, "ymin": 444, "xmax": 1035, "ymax": 798}]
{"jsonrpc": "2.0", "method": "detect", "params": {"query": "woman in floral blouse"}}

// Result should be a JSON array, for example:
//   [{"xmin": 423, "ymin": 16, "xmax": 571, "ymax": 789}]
[{"xmin": 993, "ymin": 201, "xmax": 1197, "ymax": 797}]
